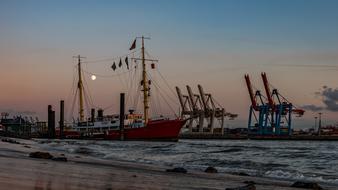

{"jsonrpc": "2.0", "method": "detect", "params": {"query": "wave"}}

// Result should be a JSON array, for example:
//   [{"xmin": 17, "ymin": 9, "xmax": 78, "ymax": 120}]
[
  {"xmin": 34, "ymin": 139, "xmax": 338, "ymax": 186},
  {"xmin": 264, "ymin": 169, "xmax": 338, "ymax": 185}
]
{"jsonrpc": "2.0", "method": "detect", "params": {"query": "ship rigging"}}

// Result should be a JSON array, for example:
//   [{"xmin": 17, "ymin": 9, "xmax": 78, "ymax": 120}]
[{"xmin": 64, "ymin": 37, "xmax": 185, "ymax": 140}]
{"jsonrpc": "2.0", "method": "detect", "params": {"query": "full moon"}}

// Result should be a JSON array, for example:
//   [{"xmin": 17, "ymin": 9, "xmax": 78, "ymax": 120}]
[{"xmin": 91, "ymin": 75, "xmax": 96, "ymax": 80}]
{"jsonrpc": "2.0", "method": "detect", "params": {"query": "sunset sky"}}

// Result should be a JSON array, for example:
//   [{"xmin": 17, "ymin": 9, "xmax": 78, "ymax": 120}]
[{"xmin": 0, "ymin": 0, "xmax": 337, "ymax": 128}]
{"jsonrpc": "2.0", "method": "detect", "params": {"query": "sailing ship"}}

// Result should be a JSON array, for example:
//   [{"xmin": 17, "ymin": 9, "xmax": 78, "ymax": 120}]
[{"xmin": 61, "ymin": 37, "xmax": 185, "ymax": 141}]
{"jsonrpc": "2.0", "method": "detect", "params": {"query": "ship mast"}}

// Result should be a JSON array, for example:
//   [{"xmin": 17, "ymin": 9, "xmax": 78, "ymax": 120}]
[
  {"xmin": 141, "ymin": 36, "xmax": 149, "ymax": 124},
  {"xmin": 132, "ymin": 37, "xmax": 158, "ymax": 125},
  {"xmin": 75, "ymin": 55, "xmax": 85, "ymax": 122}
]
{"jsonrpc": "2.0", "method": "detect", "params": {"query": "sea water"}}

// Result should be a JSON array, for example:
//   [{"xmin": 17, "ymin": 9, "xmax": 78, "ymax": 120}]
[{"xmin": 38, "ymin": 139, "xmax": 338, "ymax": 185}]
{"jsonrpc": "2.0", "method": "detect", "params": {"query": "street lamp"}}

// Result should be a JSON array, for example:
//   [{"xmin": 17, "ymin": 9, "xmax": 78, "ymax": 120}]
[
  {"xmin": 314, "ymin": 116, "xmax": 318, "ymax": 134},
  {"xmin": 318, "ymin": 113, "xmax": 322, "ymax": 136}
]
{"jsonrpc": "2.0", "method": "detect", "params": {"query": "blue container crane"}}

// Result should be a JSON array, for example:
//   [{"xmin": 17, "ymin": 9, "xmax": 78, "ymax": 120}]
[{"xmin": 245, "ymin": 73, "xmax": 305, "ymax": 137}]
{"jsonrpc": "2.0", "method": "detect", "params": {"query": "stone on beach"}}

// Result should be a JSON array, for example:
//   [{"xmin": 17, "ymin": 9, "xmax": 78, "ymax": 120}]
[
  {"xmin": 29, "ymin": 151, "xmax": 53, "ymax": 159},
  {"xmin": 52, "ymin": 157, "xmax": 67, "ymax": 162},
  {"xmin": 225, "ymin": 183, "xmax": 256, "ymax": 190},
  {"xmin": 234, "ymin": 172, "xmax": 250, "ymax": 176},
  {"xmin": 1, "ymin": 138, "xmax": 20, "ymax": 144},
  {"xmin": 205, "ymin": 166, "xmax": 218, "ymax": 173},
  {"xmin": 166, "ymin": 167, "xmax": 187, "ymax": 173},
  {"xmin": 291, "ymin": 181, "xmax": 323, "ymax": 190},
  {"xmin": 244, "ymin": 181, "xmax": 256, "ymax": 185}
]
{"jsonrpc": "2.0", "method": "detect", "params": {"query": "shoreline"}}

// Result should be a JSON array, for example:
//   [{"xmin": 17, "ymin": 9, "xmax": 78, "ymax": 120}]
[{"xmin": 0, "ymin": 137, "xmax": 336, "ymax": 190}]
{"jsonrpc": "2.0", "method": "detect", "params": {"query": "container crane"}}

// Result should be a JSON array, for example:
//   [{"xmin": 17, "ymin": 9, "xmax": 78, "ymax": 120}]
[
  {"xmin": 176, "ymin": 85, "xmax": 237, "ymax": 134},
  {"xmin": 245, "ymin": 73, "xmax": 305, "ymax": 136},
  {"xmin": 245, "ymin": 74, "xmax": 268, "ymax": 135},
  {"xmin": 186, "ymin": 85, "xmax": 204, "ymax": 132}
]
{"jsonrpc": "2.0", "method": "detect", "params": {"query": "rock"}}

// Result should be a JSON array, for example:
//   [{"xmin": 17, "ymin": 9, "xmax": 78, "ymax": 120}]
[
  {"xmin": 1, "ymin": 138, "xmax": 20, "ymax": 144},
  {"xmin": 75, "ymin": 147, "xmax": 92, "ymax": 155},
  {"xmin": 205, "ymin": 166, "xmax": 218, "ymax": 173},
  {"xmin": 166, "ymin": 167, "xmax": 187, "ymax": 174},
  {"xmin": 23, "ymin": 145, "xmax": 31, "ymax": 148},
  {"xmin": 243, "ymin": 181, "xmax": 256, "ymax": 185},
  {"xmin": 291, "ymin": 181, "xmax": 323, "ymax": 190},
  {"xmin": 52, "ymin": 157, "xmax": 67, "ymax": 162},
  {"xmin": 226, "ymin": 184, "xmax": 256, "ymax": 190},
  {"xmin": 238, "ymin": 172, "xmax": 250, "ymax": 176},
  {"xmin": 29, "ymin": 152, "xmax": 53, "ymax": 159}
]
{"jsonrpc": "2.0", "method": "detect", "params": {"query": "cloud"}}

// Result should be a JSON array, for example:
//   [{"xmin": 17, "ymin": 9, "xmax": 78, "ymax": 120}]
[
  {"xmin": 322, "ymin": 87, "xmax": 338, "ymax": 111},
  {"xmin": 303, "ymin": 86, "xmax": 338, "ymax": 112},
  {"xmin": 301, "ymin": 105, "xmax": 324, "ymax": 112}
]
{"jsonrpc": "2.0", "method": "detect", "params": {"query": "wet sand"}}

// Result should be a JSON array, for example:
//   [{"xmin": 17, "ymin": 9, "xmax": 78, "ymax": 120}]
[{"xmin": 0, "ymin": 138, "xmax": 335, "ymax": 190}]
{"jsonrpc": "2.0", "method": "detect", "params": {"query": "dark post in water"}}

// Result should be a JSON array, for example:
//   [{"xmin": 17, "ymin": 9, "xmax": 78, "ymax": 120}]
[
  {"xmin": 48, "ymin": 105, "xmax": 55, "ymax": 138},
  {"xmin": 59, "ymin": 100, "xmax": 64, "ymax": 139},
  {"xmin": 119, "ymin": 93, "xmax": 125, "ymax": 141}
]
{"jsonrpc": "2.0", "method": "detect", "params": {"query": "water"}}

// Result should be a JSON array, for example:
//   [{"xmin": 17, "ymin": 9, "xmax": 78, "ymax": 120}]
[{"xmin": 37, "ymin": 139, "xmax": 338, "ymax": 185}]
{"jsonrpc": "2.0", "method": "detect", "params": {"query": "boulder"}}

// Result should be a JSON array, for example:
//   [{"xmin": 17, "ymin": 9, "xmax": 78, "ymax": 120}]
[
  {"xmin": 29, "ymin": 152, "xmax": 53, "ymax": 159},
  {"xmin": 243, "ymin": 181, "xmax": 255, "ymax": 185},
  {"xmin": 1, "ymin": 138, "xmax": 20, "ymax": 144},
  {"xmin": 166, "ymin": 167, "xmax": 187, "ymax": 174},
  {"xmin": 237, "ymin": 172, "xmax": 250, "ymax": 176},
  {"xmin": 291, "ymin": 181, "xmax": 323, "ymax": 190},
  {"xmin": 205, "ymin": 166, "xmax": 218, "ymax": 173},
  {"xmin": 226, "ymin": 184, "xmax": 256, "ymax": 190},
  {"xmin": 52, "ymin": 157, "xmax": 67, "ymax": 162}
]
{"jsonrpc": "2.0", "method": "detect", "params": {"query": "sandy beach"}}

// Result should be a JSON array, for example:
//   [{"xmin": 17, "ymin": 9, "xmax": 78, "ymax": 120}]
[{"xmin": 0, "ymin": 138, "xmax": 336, "ymax": 190}]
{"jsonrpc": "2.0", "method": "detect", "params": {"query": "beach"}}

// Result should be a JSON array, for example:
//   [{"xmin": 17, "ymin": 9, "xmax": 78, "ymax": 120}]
[{"xmin": 0, "ymin": 138, "xmax": 336, "ymax": 190}]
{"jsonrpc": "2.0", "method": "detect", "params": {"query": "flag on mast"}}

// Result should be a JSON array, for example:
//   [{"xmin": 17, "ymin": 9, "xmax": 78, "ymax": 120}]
[
  {"xmin": 118, "ymin": 58, "xmax": 122, "ymax": 67},
  {"xmin": 111, "ymin": 62, "xmax": 116, "ymax": 71},
  {"xmin": 129, "ymin": 39, "xmax": 136, "ymax": 50},
  {"xmin": 125, "ymin": 57, "xmax": 129, "ymax": 70}
]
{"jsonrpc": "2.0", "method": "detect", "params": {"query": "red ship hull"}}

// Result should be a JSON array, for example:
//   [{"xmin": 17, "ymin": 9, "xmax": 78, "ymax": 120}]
[{"xmin": 105, "ymin": 119, "xmax": 185, "ymax": 141}]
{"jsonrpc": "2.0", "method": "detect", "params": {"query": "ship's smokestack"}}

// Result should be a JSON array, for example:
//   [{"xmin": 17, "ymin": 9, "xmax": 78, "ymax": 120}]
[
  {"xmin": 91, "ymin": 108, "xmax": 95, "ymax": 122},
  {"xmin": 97, "ymin": 109, "xmax": 103, "ymax": 121}
]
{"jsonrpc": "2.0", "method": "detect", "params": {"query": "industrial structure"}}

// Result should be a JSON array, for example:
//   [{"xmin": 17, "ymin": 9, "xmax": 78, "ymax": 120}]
[
  {"xmin": 244, "ymin": 72, "xmax": 305, "ymax": 136},
  {"xmin": 176, "ymin": 84, "xmax": 237, "ymax": 134}
]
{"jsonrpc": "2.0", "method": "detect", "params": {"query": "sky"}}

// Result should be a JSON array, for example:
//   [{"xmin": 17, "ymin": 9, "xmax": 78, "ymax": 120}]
[{"xmin": 0, "ymin": 0, "xmax": 337, "ymax": 128}]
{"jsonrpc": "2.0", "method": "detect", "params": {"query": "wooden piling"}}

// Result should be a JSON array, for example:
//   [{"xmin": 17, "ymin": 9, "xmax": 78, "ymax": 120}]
[
  {"xmin": 47, "ymin": 105, "xmax": 55, "ymax": 138},
  {"xmin": 119, "ymin": 93, "xmax": 125, "ymax": 141},
  {"xmin": 60, "ymin": 100, "xmax": 64, "ymax": 139}
]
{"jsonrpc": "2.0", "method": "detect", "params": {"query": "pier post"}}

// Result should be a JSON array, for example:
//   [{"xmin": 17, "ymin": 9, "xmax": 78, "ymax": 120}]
[
  {"xmin": 119, "ymin": 93, "xmax": 125, "ymax": 141},
  {"xmin": 48, "ymin": 105, "xmax": 52, "ymax": 138},
  {"xmin": 60, "ymin": 100, "xmax": 64, "ymax": 139},
  {"xmin": 51, "ymin": 111, "xmax": 55, "ymax": 138},
  {"xmin": 47, "ymin": 105, "xmax": 55, "ymax": 138}
]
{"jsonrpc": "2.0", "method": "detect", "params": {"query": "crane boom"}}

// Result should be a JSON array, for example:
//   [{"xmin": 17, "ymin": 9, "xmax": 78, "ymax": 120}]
[
  {"xmin": 197, "ymin": 84, "xmax": 208, "ymax": 111},
  {"xmin": 176, "ymin": 87, "xmax": 187, "ymax": 113},
  {"xmin": 244, "ymin": 74, "xmax": 258, "ymax": 110},
  {"xmin": 261, "ymin": 72, "xmax": 274, "ymax": 107},
  {"xmin": 186, "ymin": 85, "xmax": 198, "ymax": 111}
]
